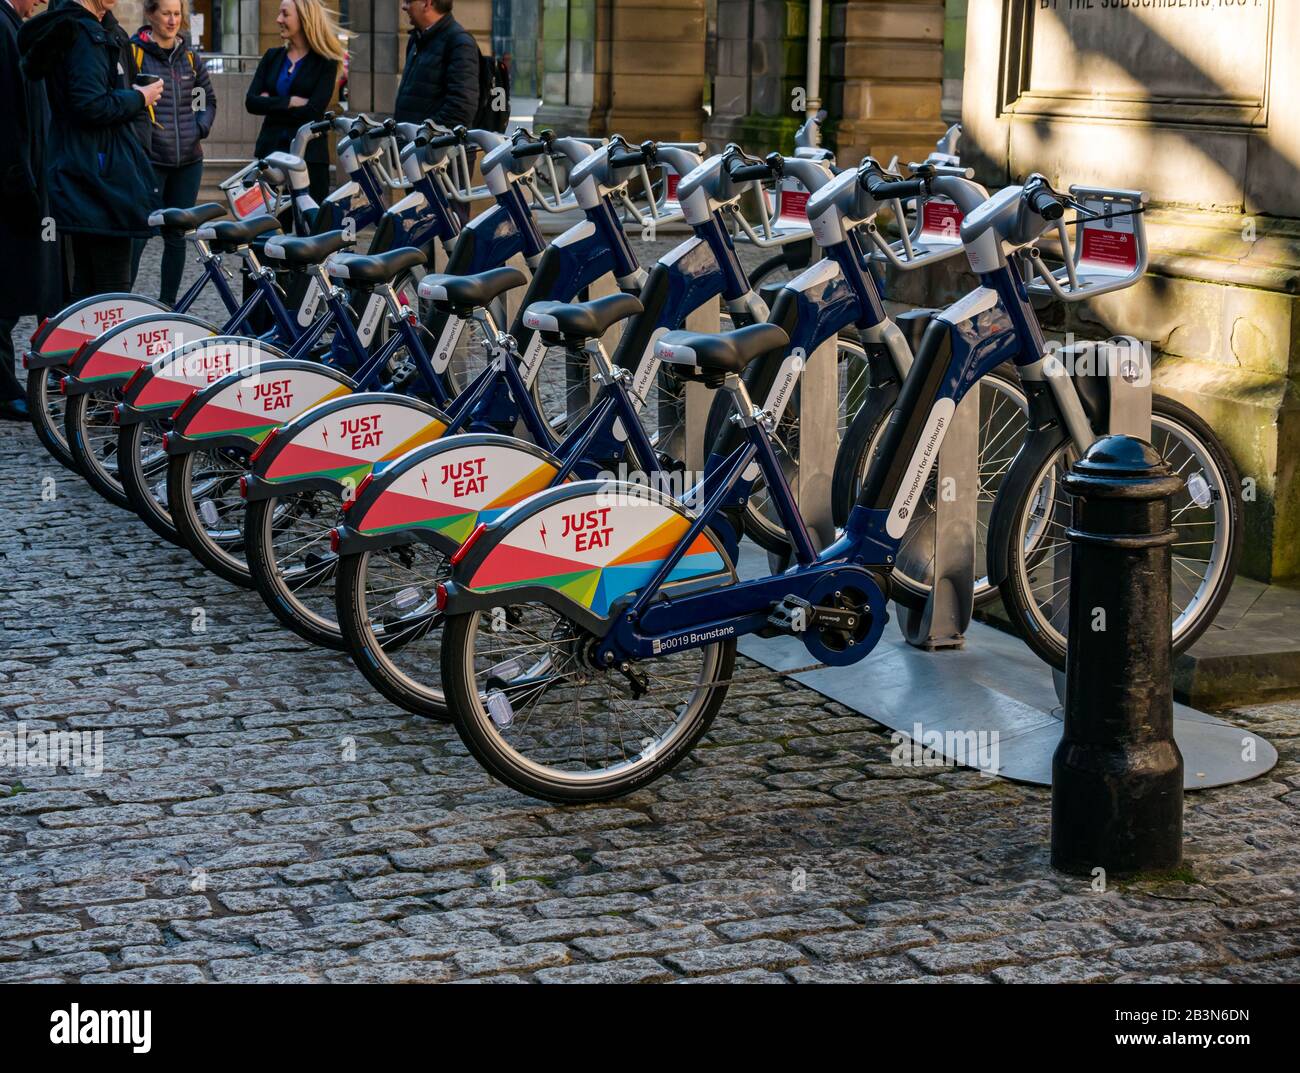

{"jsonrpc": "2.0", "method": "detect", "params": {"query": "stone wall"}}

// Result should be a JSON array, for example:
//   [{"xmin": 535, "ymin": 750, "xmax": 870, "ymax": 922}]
[{"xmin": 963, "ymin": 0, "xmax": 1300, "ymax": 582}]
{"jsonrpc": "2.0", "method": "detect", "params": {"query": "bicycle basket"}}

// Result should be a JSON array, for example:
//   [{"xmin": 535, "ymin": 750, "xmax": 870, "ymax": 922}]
[{"xmin": 1023, "ymin": 185, "xmax": 1149, "ymax": 301}]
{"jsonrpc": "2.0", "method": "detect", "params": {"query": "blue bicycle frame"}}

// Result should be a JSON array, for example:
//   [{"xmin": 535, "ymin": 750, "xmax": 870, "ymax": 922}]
[{"xmin": 596, "ymin": 252, "xmax": 1041, "ymax": 669}]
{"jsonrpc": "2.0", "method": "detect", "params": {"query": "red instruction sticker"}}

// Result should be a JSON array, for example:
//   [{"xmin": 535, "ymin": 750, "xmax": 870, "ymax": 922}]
[
  {"xmin": 666, "ymin": 173, "xmax": 679, "ymax": 200},
  {"xmin": 1080, "ymin": 200, "xmax": 1137, "ymax": 270},
  {"xmin": 921, "ymin": 197, "xmax": 963, "ymax": 239},
  {"xmin": 779, "ymin": 179, "xmax": 810, "ymax": 222},
  {"xmin": 234, "ymin": 185, "xmax": 266, "ymax": 218}
]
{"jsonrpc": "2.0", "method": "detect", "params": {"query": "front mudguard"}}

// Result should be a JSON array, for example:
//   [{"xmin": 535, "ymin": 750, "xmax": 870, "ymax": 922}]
[
  {"xmin": 164, "ymin": 359, "xmax": 356, "ymax": 456},
  {"xmin": 62, "ymin": 314, "xmax": 217, "ymax": 397},
  {"xmin": 23, "ymin": 294, "xmax": 171, "ymax": 371},
  {"xmin": 441, "ymin": 479, "xmax": 736, "ymax": 639},
  {"xmin": 242, "ymin": 393, "xmax": 449, "ymax": 503},
  {"xmin": 117, "ymin": 336, "xmax": 292, "ymax": 426},
  {"xmin": 984, "ymin": 380, "xmax": 1069, "ymax": 589},
  {"xmin": 333, "ymin": 433, "xmax": 564, "ymax": 557}
]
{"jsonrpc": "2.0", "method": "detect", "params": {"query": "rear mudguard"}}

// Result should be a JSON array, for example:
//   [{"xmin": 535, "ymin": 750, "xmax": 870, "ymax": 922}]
[
  {"xmin": 442, "ymin": 479, "xmax": 735, "ymax": 637},
  {"xmin": 24, "ymin": 294, "xmax": 171, "ymax": 370},
  {"xmin": 117, "ymin": 337, "xmax": 292, "ymax": 426},
  {"xmin": 333, "ymin": 433, "xmax": 565, "ymax": 556},
  {"xmin": 164, "ymin": 359, "xmax": 355, "ymax": 455},
  {"xmin": 242, "ymin": 393, "xmax": 449, "ymax": 502},
  {"xmin": 62, "ymin": 314, "xmax": 217, "ymax": 396}
]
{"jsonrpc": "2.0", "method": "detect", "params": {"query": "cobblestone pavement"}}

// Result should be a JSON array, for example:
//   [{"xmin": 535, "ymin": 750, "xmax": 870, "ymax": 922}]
[{"xmin": 2, "ymin": 242, "xmax": 1299, "ymax": 985}]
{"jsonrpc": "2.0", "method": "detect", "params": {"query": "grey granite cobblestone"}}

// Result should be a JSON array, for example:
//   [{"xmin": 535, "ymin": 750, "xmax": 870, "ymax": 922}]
[{"xmin": 2, "ymin": 279, "xmax": 1299, "ymax": 981}]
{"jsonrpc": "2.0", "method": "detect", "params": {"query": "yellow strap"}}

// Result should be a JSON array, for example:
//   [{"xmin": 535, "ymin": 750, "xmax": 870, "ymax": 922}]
[{"xmin": 133, "ymin": 42, "xmax": 161, "ymax": 126}]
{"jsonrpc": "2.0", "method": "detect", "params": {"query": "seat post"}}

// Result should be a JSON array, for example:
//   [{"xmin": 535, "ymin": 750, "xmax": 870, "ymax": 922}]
[
  {"xmin": 723, "ymin": 371, "xmax": 759, "ymax": 428},
  {"xmin": 586, "ymin": 339, "xmax": 616, "ymax": 385},
  {"xmin": 192, "ymin": 235, "xmax": 215, "ymax": 264}
]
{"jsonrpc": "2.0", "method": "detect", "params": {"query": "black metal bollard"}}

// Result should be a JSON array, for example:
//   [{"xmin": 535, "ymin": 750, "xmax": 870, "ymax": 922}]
[{"xmin": 1051, "ymin": 435, "xmax": 1185, "ymax": 876}]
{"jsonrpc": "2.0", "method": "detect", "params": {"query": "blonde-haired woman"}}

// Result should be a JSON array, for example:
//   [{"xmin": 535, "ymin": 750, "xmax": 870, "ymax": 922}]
[{"xmin": 246, "ymin": 0, "xmax": 346, "ymax": 201}]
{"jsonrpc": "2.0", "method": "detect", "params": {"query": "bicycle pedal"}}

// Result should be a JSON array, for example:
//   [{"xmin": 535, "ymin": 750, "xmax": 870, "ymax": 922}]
[
  {"xmin": 766, "ymin": 595, "xmax": 860, "ymax": 636},
  {"xmin": 767, "ymin": 595, "xmax": 814, "ymax": 634}
]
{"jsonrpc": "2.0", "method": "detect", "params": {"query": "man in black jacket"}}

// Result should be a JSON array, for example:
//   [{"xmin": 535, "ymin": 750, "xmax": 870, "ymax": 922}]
[
  {"xmin": 0, "ymin": 0, "xmax": 60, "ymax": 421},
  {"xmin": 394, "ymin": 0, "xmax": 479, "ymax": 129}
]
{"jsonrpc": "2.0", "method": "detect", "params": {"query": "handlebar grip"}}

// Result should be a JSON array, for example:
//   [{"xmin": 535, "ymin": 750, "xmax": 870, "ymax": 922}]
[
  {"xmin": 308, "ymin": 120, "xmax": 333, "ymax": 134},
  {"xmin": 729, "ymin": 161, "xmax": 772, "ymax": 182},
  {"xmin": 423, "ymin": 132, "xmax": 462, "ymax": 150},
  {"xmin": 1030, "ymin": 187, "xmax": 1065, "ymax": 221},
  {"xmin": 864, "ymin": 172, "xmax": 926, "ymax": 200},
  {"xmin": 609, "ymin": 149, "xmax": 646, "ymax": 169},
  {"xmin": 511, "ymin": 140, "xmax": 550, "ymax": 160}
]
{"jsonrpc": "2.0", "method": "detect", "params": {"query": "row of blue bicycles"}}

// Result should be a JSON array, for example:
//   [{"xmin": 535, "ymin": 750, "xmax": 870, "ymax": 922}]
[{"xmin": 25, "ymin": 111, "xmax": 1241, "ymax": 801}]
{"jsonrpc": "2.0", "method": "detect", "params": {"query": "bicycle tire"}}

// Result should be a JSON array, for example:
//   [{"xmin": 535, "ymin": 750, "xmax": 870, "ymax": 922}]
[
  {"xmin": 441, "ymin": 605, "xmax": 734, "ymax": 803},
  {"xmin": 992, "ymin": 394, "xmax": 1242, "ymax": 670},
  {"xmin": 118, "ymin": 421, "xmax": 185, "ymax": 546},
  {"xmin": 245, "ymin": 494, "xmax": 347, "ymax": 650},
  {"xmin": 167, "ymin": 449, "xmax": 255, "ymax": 588},
  {"xmin": 27, "ymin": 366, "xmax": 78, "ymax": 472},
  {"xmin": 65, "ymin": 390, "xmax": 131, "ymax": 510},
  {"xmin": 335, "ymin": 549, "xmax": 453, "ymax": 720}
]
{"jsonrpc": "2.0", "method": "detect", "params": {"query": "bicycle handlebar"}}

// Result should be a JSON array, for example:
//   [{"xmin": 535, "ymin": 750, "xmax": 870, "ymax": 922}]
[
  {"xmin": 418, "ymin": 125, "xmax": 467, "ymax": 151},
  {"xmin": 510, "ymin": 129, "xmax": 556, "ymax": 160},
  {"xmin": 1028, "ymin": 183, "xmax": 1066, "ymax": 221},
  {"xmin": 609, "ymin": 140, "xmax": 657, "ymax": 170},
  {"xmin": 862, "ymin": 169, "xmax": 926, "ymax": 201}
]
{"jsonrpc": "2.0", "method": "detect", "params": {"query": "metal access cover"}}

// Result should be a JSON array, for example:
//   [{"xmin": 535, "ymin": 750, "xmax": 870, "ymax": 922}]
[{"xmin": 735, "ymin": 548, "xmax": 1277, "ymax": 789}]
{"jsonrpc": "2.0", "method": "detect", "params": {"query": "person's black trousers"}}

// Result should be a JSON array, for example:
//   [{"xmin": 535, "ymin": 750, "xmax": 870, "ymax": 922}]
[
  {"xmin": 70, "ymin": 235, "xmax": 134, "ymax": 302},
  {"xmin": 131, "ymin": 160, "xmax": 205, "ymax": 305},
  {"xmin": 0, "ymin": 316, "xmax": 24, "ymax": 403},
  {"xmin": 308, "ymin": 162, "xmax": 330, "ymax": 204}
]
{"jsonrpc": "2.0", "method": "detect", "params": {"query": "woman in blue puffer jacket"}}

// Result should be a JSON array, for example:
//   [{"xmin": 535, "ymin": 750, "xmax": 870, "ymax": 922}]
[{"xmin": 129, "ymin": 0, "xmax": 218, "ymax": 305}]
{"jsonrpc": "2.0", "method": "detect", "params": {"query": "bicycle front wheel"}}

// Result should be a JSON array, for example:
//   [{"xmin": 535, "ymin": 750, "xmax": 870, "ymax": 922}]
[
  {"xmin": 441, "ymin": 601, "xmax": 734, "ymax": 802},
  {"xmin": 995, "ymin": 394, "xmax": 1242, "ymax": 669},
  {"xmin": 831, "ymin": 367, "xmax": 1029, "ymax": 606}
]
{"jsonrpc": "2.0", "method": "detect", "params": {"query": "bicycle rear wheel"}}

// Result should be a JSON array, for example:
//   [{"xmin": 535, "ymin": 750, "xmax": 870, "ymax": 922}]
[
  {"xmin": 118, "ymin": 421, "xmax": 183, "ymax": 546},
  {"xmin": 442, "ymin": 601, "xmax": 733, "ymax": 802},
  {"xmin": 27, "ymin": 366, "xmax": 77, "ymax": 472},
  {"xmin": 167, "ymin": 448, "xmax": 255, "ymax": 587},
  {"xmin": 335, "ymin": 547, "xmax": 453, "ymax": 719},
  {"xmin": 245, "ymin": 493, "xmax": 347, "ymax": 649},
  {"xmin": 65, "ymin": 389, "xmax": 131, "ymax": 510}
]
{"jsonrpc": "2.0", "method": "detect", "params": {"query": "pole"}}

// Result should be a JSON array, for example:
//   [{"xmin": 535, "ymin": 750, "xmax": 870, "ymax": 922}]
[{"xmin": 1051, "ymin": 435, "xmax": 1185, "ymax": 876}]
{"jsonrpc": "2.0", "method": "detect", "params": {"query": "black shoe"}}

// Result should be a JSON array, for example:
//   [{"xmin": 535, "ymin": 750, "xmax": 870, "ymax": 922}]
[{"xmin": 0, "ymin": 397, "xmax": 29, "ymax": 421}]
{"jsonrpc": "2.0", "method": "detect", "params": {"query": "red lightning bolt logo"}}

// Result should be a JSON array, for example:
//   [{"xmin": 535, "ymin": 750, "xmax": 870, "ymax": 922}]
[
  {"xmin": 420, "ymin": 470, "xmax": 429, "ymax": 496},
  {"xmin": 539, "ymin": 521, "xmax": 547, "ymax": 548},
  {"xmin": 321, "ymin": 426, "xmax": 329, "ymax": 446},
  {"xmin": 236, "ymin": 388, "xmax": 243, "ymax": 406}
]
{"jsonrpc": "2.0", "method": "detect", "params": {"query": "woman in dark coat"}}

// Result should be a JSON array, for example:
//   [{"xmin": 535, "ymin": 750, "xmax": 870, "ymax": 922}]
[
  {"xmin": 0, "ymin": 0, "xmax": 63, "ymax": 420},
  {"xmin": 246, "ymin": 0, "xmax": 345, "ymax": 203},
  {"xmin": 129, "ymin": 0, "xmax": 218, "ymax": 306},
  {"xmin": 18, "ymin": 0, "xmax": 163, "ymax": 300}
]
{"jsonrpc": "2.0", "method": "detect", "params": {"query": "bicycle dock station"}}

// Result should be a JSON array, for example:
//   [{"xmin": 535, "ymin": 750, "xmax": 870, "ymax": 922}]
[
  {"xmin": 428, "ymin": 135, "xmax": 1279, "ymax": 796},
  {"xmin": 733, "ymin": 330, "xmax": 1279, "ymax": 788}
]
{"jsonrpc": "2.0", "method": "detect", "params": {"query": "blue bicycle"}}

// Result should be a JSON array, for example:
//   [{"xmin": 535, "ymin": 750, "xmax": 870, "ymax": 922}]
[{"xmin": 432, "ymin": 168, "xmax": 1220, "ymax": 802}]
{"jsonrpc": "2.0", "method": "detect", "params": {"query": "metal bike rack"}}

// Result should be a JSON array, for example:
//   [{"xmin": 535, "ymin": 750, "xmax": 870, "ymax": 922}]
[{"xmin": 895, "ymin": 389, "xmax": 978, "ymax": 648}]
